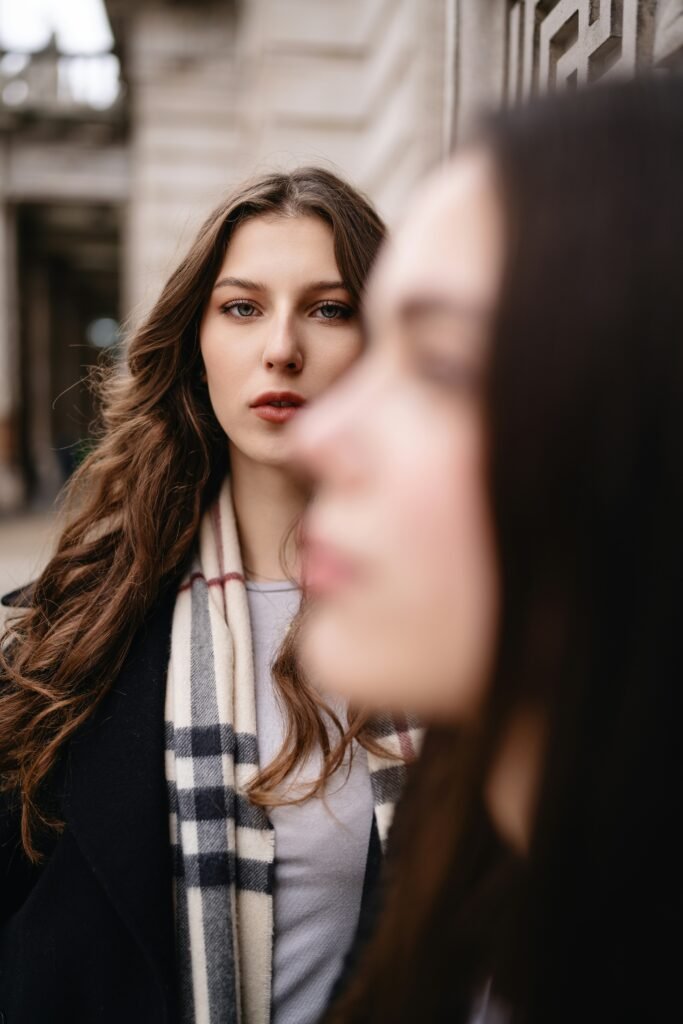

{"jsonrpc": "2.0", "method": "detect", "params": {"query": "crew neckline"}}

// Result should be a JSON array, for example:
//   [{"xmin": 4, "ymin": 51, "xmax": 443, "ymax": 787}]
[{"xmin": 244, "ymin": 579, "xmax": 300, "ymax": 593}]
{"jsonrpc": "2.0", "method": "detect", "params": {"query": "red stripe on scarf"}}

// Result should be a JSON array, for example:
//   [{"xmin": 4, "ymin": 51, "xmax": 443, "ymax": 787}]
[
  {"xmin": 178, "ymin": 571, "xmax": 245, "ymax": 594},
  {"xmin": 391, "ymin": 712, "xmax": 417, "ymax": 762}
]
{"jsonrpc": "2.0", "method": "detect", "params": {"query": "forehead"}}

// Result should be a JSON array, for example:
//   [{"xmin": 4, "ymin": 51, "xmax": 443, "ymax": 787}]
[
  {"xmin": 371, "ymin": 151, "xmax": 502, "ymax": 314},
  {"xmin": 220, "ymin": 213, "xmax": 337, "ymax": 273}
]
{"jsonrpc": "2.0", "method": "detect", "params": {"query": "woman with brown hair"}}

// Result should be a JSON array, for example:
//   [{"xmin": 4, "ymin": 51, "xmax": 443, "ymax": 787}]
[
  {"xmin": 0, "ymin": 167, "xmax": 417, "ymax": 1024},
  {"xmin": 294, "ymin": 76, "xmax": 683, "ymax": 1023}
]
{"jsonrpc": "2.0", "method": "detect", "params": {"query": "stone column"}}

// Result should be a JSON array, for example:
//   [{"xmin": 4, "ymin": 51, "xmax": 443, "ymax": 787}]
[
  {"xmin": 450, "ymin": 0, "xmax": 508, "ymax": 147},
  {"xmin": 24, "ymin": 261, "xmax": 63, "ymax": 504},
  {"xmin": 122, "ymin": 4, "xmax": 241, "ymax": 320}
]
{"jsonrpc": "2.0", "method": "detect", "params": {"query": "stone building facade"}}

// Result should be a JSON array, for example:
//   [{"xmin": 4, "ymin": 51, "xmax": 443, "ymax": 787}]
[{"xmin": 1, "ymin": 0, "xmax": 682, "ymax": 510}]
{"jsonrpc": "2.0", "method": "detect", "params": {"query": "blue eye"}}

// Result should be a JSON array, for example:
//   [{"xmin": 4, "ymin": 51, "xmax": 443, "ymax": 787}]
[
  {"xmin": 221, "ymin": 301, "xmax": 258, "ymax": 318},
  {"xmin": 315, "ymin": 302, "xmax": 354, "ymax": 321}
]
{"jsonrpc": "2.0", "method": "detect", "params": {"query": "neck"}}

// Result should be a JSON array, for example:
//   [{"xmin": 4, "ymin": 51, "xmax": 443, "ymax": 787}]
[{"xmin": 229, "ymin": 445, "xmax": 308, "ymax": 582}]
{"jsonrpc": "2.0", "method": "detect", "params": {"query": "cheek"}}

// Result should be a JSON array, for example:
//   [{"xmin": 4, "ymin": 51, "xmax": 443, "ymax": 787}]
[
  {"xmin": 201, "ymin": 328, "xmax": 250, "ymax": 422},
  {"xmin": 202, "ymin": 326, "xmax": 240, "ymax": 380},
  {"xmin": 407, "ymin": 433, "xmax": 498, "ymax": 716},
  {"xmin": 303, "ymin": 394, "xmax": 499, "ymax": 720},
  {"xmin": 308, "ymin": 328, "xmax": 364, "ymax": 390}
]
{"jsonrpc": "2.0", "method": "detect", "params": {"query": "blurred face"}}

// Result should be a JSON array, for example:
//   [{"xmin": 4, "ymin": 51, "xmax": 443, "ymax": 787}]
[
  {"xmin": 292, "ymin": 153, "xmax": 503, "ymax": 720},
  {"xmin": 200, "ymin": 214, "xmax": 363, "ymax": 469}
]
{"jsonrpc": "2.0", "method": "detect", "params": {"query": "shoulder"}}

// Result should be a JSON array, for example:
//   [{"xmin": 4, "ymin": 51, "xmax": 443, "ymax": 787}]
[{"xmin": 0, "ymin": 783, "xmax": 42, "ymax": 920}]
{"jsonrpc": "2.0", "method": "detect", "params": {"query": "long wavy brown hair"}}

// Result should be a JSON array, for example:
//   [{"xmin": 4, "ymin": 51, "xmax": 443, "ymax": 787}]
[{"xmin": 0, "ymin": 166, "xmax": 386, "ymax": 862}]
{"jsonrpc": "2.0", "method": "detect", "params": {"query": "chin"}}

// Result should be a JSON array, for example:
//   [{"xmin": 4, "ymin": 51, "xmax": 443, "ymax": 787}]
[
  {"xmin": 300, "ymin": 607, "xmax": 405, "ymax": 712},
  {"xmin": 301, "ymin": 605, "xmax": 480, "ymax": 721},
  {"xmin": 300, "ymin": 609, "xmax": 365, "ymax": 700},
  {"xmin": 259, "ymin": 450, "xmax": 292, "ymax": 469},
  {"xmin": 233, "ymin": 437, "xmax": 293, "ymax": 469}
]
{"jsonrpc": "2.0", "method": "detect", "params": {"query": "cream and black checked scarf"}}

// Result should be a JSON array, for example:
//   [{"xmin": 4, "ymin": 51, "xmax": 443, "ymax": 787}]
[{"xmin": 164, "ymin": 478, "xmax": 421, "ymax": 1024}]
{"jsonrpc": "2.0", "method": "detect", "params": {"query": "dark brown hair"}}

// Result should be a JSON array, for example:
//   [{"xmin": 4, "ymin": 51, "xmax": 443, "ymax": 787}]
[
  {"xmin": 0, "ymin": 166, "xmax": 386, "ymax": 861},
  {"xmin": 326, "ymin": 76, "xmax": 683, "ymax": 1023}
]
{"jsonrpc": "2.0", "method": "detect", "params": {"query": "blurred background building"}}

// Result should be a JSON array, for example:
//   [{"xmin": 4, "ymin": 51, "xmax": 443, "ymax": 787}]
[{"xmin": 0, "ymin": 0, "xmax": 682, "ymax": 594}]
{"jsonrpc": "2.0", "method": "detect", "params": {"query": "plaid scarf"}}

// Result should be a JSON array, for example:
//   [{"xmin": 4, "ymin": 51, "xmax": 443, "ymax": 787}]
[{"xmin": 165, "ymin": 478, "xmax": 421, "ymax": 1024}]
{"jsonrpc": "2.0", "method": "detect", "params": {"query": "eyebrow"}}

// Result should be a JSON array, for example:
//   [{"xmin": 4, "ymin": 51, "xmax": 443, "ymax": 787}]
[
  {"xmin": 395, "ymin": 296, "xmax": 491, "ymax": 324},
  {"xmin": 213, "ymin": 276, "xmax": 350, "ymax": 294},
  {"xmin": 213, "ymin": 276, "xmax": 265, "ymax": 291}
]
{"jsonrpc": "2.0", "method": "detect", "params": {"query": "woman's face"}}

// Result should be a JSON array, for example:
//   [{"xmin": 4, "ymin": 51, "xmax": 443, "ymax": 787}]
[
  {"xmin": 200, "ymin": 213, "xmax": 363, "ymax": 469},
  {"xmin": 292, "ymin": 153, "xmax": 503, "ymax": 720}
]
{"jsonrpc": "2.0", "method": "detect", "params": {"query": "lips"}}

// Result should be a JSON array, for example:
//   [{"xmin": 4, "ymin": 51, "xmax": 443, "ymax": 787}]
[{"xmin": 250, "ymin": 390, "xmax": 306, "ymax": 424}]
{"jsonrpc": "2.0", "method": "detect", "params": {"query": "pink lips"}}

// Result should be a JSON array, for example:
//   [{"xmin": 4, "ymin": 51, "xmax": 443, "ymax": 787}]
[
  {"xmin": 302, "ymin": 535, "xmax": 359, "ymax": 597},
  {"xmin": 250, "ymin": 390, "xmax": 306, "ymax": 424}
]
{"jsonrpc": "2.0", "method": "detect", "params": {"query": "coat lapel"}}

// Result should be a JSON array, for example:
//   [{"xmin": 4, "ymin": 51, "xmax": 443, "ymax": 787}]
[{"xmin": 62, "ymin": 584, "xmax": 179, "ymax": 1017}]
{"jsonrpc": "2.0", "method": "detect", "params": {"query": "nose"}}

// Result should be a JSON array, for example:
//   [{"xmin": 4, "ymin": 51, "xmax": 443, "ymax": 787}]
[
  {"xmin": 290, "ymin": 357, "xmax": 377, "ymax": 485},
  {"xmin": 262, "ymin": 312, "xmax": 303, "ymax": 373}
]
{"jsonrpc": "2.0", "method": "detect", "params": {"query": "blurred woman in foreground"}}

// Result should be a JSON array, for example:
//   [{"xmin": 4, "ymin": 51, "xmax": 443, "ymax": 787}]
[{"xmin": 294, "ymin": 77, "xmax": 683, "ymax": 1022}]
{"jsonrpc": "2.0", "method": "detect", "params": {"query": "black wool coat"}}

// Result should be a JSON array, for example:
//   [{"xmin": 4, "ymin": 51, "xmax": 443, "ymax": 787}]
[{"xmin": 0, "ymin": 585, "xmax": 382, "ymax": 1024}]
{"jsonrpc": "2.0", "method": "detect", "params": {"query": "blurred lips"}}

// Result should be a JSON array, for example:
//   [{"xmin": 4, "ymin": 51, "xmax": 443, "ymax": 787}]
[
  {"xmin": 302, "ymin": 534, "xmax": 361, "ymax": 596},
  {"xmin": 250, "ymin": 390, "xmax": 306, "ymax": 424}
]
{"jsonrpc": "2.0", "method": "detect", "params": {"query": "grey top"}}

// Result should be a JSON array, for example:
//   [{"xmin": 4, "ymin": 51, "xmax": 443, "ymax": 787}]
[
  {"xmin": 246, "ymin": 580, "xmax": 374, "ymax": 1024},
  {"xmin": 469, "ymin": 980, "xmax": 510, "ymax": 1024}
]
